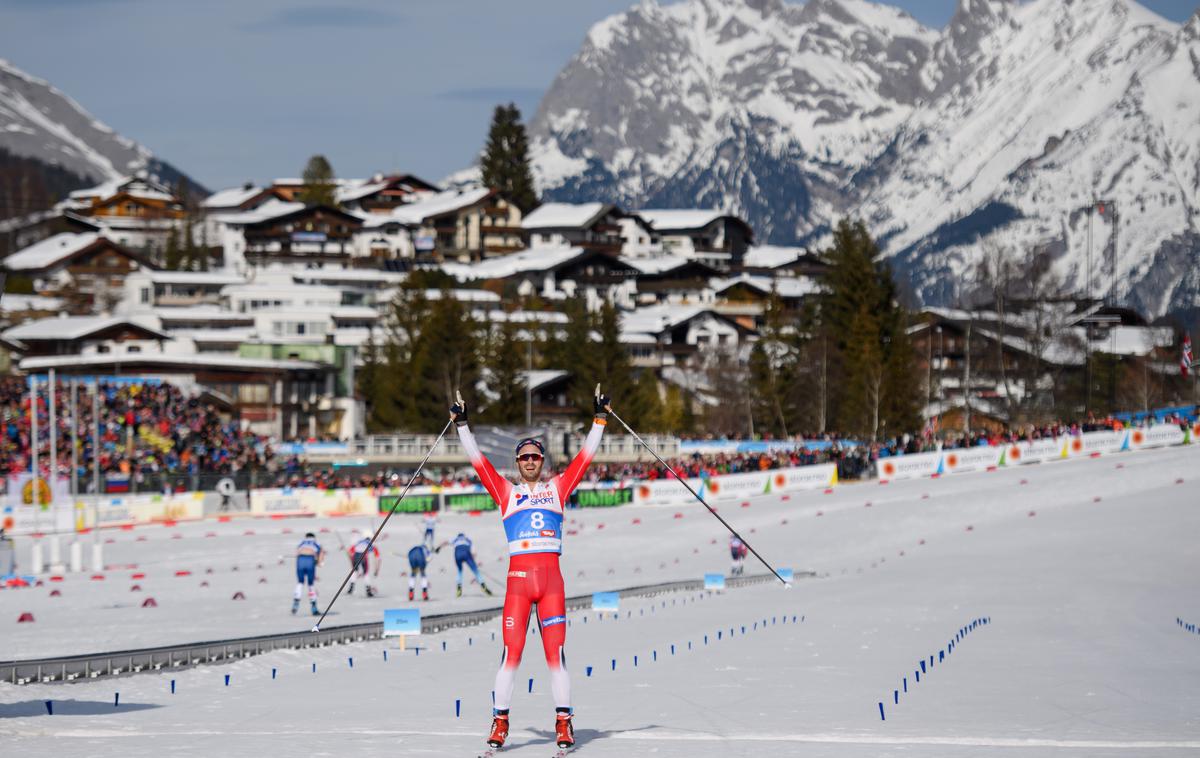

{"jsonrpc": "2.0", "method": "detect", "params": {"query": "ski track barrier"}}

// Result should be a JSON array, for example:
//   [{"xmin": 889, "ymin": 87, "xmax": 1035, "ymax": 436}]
[
  {"xmin": 0, "ymin": 572, "xmax": 799, "ymax": 685},
  {"xmin": 3, "ymin": 463, "xmax": 840, "ymax": 535},
  {"xmin": 875, "ymin": 423, "xmax": 1197, "ymax": 483}
]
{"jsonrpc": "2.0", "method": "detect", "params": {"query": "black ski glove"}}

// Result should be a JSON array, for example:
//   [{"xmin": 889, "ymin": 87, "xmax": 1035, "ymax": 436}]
[
  {"xmin": 594, "ymin": 393, "xmax": 611, "ymax": 419},
  {"xmin": 450, "ymin": 400, "xmax": 469, "ymax": 427}
]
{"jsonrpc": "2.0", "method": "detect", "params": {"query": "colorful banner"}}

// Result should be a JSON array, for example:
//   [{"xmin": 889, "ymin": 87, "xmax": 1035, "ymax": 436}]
[
  {"xmin": 574, "ymin": 487, "xmax": 633, "ymax": 508},
  {"xmin": 383, "ymin": 608, "xmax": 421, "ymax": 636}
]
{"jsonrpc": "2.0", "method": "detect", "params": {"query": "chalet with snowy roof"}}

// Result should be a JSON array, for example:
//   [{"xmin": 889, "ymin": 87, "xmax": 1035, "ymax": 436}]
[
  {"xmin": 442, "ymin": 246, "xmax": 639, "ymax": 306},
  {"xmin": 0, "ymin": 209, "xmax": 102, "ymax": 259},
  {"xmin": 521, "ymin": 202, "xmax": 627, "ymax": 253},
  {"xmin": 3, "ymin": 315, "xmax": 169, "ymax": 357},
  {"xmin": 121, "ymin": 269, "xmax": 246, "ymax": 310},
  {"xmin": 637, "ymin": 210, "xmax": 754, "ymax": 268},
  {"xmin": 220, "ymin": 203, "xmax": 364, "ymax": 268},
  {"xmin": 620, "ymin": 304, "xmax": 756, "ymax": 369},
  {"xmin": 623, "ymin": 255, "xmax": 719, "ymax": 306},
  {"xmin": 60, "ymin": 175, "xmax": 184, "ymax": 254},
  {"xmin": 337, "ymin": 174, "xmax": 440, "ymax": 214},
  {"xmin": 358, "ymin": 188, "xmax": 523, "ymax": 261},
  {"xmin": 2, "ymin": 232, "xmax": 157, "ymax": 313},
  {"xmin": 740, "ymin": 245, "xmax": 827, "ymax": 277}
]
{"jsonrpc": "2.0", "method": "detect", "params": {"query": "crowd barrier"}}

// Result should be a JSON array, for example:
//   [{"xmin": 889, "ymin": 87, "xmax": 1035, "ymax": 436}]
[
  {"xmin": 875, "ymin": 422, "xmax": 1199, "ymax": 482},
  {"xmin": 2, "ymin": 461, "xmax": 840, "ymax": 535}
]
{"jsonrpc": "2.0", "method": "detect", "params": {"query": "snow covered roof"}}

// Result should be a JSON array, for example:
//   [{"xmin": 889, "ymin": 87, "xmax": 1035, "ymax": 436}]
[
  {"xmin": 523, "ymin": 369, "xmax": 569, "ymax": 391},
  {"xmin": 1089, "ymin": 326, "xmax": 1174, "ymax": 356},
  {"xmin": 203, "ymin": 185, "xmax": 264, "ymax": 208},
  {"xmin": 3, "ymin": 315, "xmax": 169, "ymax": 342},
  {"xmin": 620, "ymin": 254, "xmax": 709, "ymax": 275},
  {"xmin": 621, "ymin": 304, "xmax": 708, "ymax": 335},
  {"xmin": 637, "ymin": 209, "xmax": 725, "ymax": 231},
  {"xmin": 153, "ymin": 307, "xmax": 255, "ymax": 323},
  {"xmin": 20, "ymin": 353, "xmax": 325, "ymax": 373},
  {"xmin": 0, "ymin": 294, "xmax": 64, "ymax": 313},
  {"xmin": 713, "ymin": 273, "xmax": 821, "ymax": 299},
  {"xmin": 365, "ymin": 188, "xmax": 493, "ymax": 227},
  {"xmin": 420, "ymin": 288, "xmax": 502, "ymax": 303},
  {"xmin": 3, "ymin": 232, "xmax": 103, "ymax": 271},
  {"xmin": 67, "ymin": 176, "xmax": 174, "ymax": 204},
  {"xmin": 141, "ymin": 270, "xmax": 246, "ymax": 286},
  {"xmin": 330, "ymin": 306, "xmax": 380, "ymax": 320},
  {"xmin": 336, "ymin": 180, "xmax": 389, "ymax": 204},
  {"xmin": 209, "ymin": 199, "xmax": 305, "ymax": 226},
  {"xmin": 521, "ymin": 202, "xmax": 610, "ymax": 230},
  {"xmin": 442, "ymin": 247, "xmax": 587, "ymax": 281},
  {"xmin": 290, "ymin": 269, "xmax": 406, "ymax": 285},
  {"xmin": 173, "ymin": 328, "xmax": 255, "ymax": 343},
  {"xmin": 742, "ymin": 245, "xmax": 805, "ymax": 269}
]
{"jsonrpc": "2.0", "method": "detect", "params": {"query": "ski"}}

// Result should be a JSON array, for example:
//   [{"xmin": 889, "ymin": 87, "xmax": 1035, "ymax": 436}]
[
  {"xmin": 476, "ymin": 749, "xmax": 500, "ymax": 758},
  {"xmin": 552, "ymin": 749, "xmax": 572, "ymax": 757}
]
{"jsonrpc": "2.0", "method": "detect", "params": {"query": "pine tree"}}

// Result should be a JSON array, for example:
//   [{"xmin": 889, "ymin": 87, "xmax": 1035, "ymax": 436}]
[
  {"xmin": 299, "ymin": 155, "xmax": 338, "ymax": 207},
  {"xmin": 163, "ymin": 226, "xmax": 183, "ymax": 271},
  {"xmin": 593, "ymin": 301, "xmax": 636, "ymax": 416},
  {"xmin": 481, "ymin": 318, "xmax": 526, "ymax": 425},
  {"xmin": 480, "ymin": 104, "xmax": 538, "ymax": 213}
]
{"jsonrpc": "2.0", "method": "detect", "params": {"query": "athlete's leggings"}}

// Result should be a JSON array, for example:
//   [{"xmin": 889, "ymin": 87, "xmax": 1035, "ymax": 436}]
[
  {"xmin": 495, "ymin": 553, "xmax": 568, "ymax": 711},
  {"xmin": 455, "ymin": 552, "xmax": 482, "ymax": 585}
]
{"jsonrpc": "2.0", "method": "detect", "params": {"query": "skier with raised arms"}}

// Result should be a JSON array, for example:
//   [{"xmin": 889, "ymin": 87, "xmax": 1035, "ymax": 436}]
[{"xmin": 451, "ymin": 386, "xmax": 610, "ymax": 752}]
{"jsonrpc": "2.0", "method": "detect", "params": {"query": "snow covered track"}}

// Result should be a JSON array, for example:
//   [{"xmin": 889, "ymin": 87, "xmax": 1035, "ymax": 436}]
[{"xmin": 0, "ymin": 573, "xmax": 785, "ymax": 685}]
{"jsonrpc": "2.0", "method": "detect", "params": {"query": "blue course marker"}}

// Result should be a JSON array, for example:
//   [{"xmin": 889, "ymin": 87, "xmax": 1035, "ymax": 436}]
[
  {"xmin": 653, "ymin": 650, "xmax": 657, "ymax": 662},
  {"xmin": 894, "ymin": 689, "xmax": 898, "ymax": 704},
  {"xmin": 443, "ymin": 641, "xmax": 447, "ymax": 652},
  {"xmin": 383, "ymin": 651, "xmax": 388, "ymax": 662},
  {"xmin": 916, "ymin": 670, "xmax": 920, "ymax": 683},
  {"xmin": 114, "ymin": 692, "xmax": 119, "ymax": 707},
  {"xmin": 313, "ymin": 663, "xmax": 317, "ymax": 673},
  {"xmin": 611, "ymin": 659, "xmax": 617, "ymax": 671},
  {"xmin": 903, "ymin": 677, "xmax": 907, "ymax": 693},
  {"xmin": 45, "ymin": 700, "xmax": 53, "ymax": 715},
  {"xmin": 634, "ymin": 655, "xmax": 639, "ymax": 667},
  {"xmin": 528, "ymin": 678, "xmax": 534, "ymax": 693},
  {"xmin": 920, "ymin": 660, "xmax": 926, "ymax": 674},
  {"xmin": 456, "ymin": 699, "xmax": 461, "ymax": 718},
  {"xmin": 688, "ymin": 641, "xmax": 693, "ymax": 650},
  {"xmin": 879, "ymin": 702, "xmax": 886, "ymax": 721},
  {"xmin": 704, "ymin": 635, "xmax": 708, "ymax": 645},
  {"xmin": 224, "ymin": 674, "xmax": 231, "ymax": 687},
  {"xmin": 171, "ymin": 679, "xmax": 176, "ymax": 693},
  {"xmin": 586, "ymin": 666, "xmax": 593, "ymax": 677},
  {"xmin": 349, "ymin": 657, "xmax": 354, "ymax": 668}
]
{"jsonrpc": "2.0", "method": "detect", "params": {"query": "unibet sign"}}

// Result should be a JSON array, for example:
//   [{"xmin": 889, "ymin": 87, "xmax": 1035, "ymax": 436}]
[{"xmin": 576, "ymin": 488, "xmax": 633, "ymax": 508}]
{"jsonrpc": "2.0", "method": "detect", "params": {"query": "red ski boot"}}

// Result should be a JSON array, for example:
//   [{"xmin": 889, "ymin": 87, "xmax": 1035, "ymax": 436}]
[
  {"xmin": 486, "ymin": 713, "xmax": 509, "ymax": 748},
  {"xmin": 555, "ymin": 712, "xmax": 575, "ymax": 749}
]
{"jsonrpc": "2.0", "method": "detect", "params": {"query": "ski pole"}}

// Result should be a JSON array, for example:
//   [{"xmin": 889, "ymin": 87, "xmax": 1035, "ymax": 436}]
[
  {"xmin": 607, "ymin": 408, "xmax": 791, "ymax": 587},
  {"xmin": 311, "ymin": 418, "xmax": 453, "ymax": 631}
]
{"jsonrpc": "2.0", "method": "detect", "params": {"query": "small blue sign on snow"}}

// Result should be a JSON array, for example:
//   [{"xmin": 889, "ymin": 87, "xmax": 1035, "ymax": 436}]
[
  {"xmin": 778, "ymin": 568, "xmax": 794, "ymax": 582},
  {"xmin": 592, "ymin": 592, "xmax": 619, "ymax": 611},
  {"xmin": 383, "ymin": 608, "xmax": 421, "ymax": 636},
  {"xmin": 704, "ymin": 573, "xmax": 726, "ymax": 590}
]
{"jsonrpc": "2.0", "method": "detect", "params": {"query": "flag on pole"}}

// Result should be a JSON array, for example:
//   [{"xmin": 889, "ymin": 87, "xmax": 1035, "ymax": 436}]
[{"xmin": 1183, "ymin": 334, "xmax": 1193, "ymax": 377}]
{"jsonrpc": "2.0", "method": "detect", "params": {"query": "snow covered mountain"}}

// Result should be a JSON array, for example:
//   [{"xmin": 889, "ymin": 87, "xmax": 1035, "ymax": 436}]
[
  {"xmin": 531, "ymin": 0, "xmax": 1200, "ymax": 318},
  {"xmin": 0, "ymin": 57, "xmax": 202, "ymax": 217}
]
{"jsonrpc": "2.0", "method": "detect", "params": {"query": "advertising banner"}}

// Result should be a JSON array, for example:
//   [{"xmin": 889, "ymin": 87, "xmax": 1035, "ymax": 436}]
[
  {"xmin": 1125, "ymin": 424, "xmax": 1185, "ymax": 451},
  {"xmin": 378, "ymin": 491, "xmax": 439, "ymax": 514},
  {"xmin": 445, "ymin": 491, "xmax": 499, "ymax": 512},
  {"xmin": 938, "ymin": 446, "xmax": 1004, "ymax": 475},
  {"xmin": 574, "ymin": 487, "xmax": 633, "ymax": 508},
  {"xmin": 876, "ymin": 452, "xmax": 941, "ymax": 482}
]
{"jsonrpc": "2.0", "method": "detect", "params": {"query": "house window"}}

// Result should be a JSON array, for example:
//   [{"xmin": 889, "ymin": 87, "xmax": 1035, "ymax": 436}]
[
  {"xmin": 140, "ymin": 287, "xmax": 151, "ymax": 304},
  {"xmin": 127, "ymin": 345, "xmax": 141, "ymax": 353}
]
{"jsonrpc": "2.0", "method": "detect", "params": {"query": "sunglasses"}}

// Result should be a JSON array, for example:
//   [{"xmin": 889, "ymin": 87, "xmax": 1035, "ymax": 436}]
[{"xmin": 517, "ymin": 453, "xmax": 544, "ymax": 463}]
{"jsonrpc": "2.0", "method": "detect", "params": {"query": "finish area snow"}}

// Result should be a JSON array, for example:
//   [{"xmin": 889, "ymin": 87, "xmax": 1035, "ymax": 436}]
[{"xmin": 4, "ymin": 445, "xmax": 1200, "ymax": 756}]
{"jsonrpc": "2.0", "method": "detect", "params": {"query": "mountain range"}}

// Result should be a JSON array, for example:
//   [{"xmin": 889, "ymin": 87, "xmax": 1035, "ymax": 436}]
[
  {"xmin": 530, "ymin": 0, "xmax": 1200, "ymax": 320},
  {"xmin": 0, "ymin": 57, "xmax": 203, "ymax": 220}
]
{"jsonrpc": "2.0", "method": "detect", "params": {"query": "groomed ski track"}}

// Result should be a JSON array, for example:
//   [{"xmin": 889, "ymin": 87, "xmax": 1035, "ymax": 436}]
[{"xmin": 3, "ymin": 444, "xmax": 1199, "ymax": 756}]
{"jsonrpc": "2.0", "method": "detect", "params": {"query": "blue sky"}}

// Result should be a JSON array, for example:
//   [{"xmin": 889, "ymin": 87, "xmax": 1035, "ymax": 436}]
[{"xmin": 1, "ymin": 0, "xmax": 1195, "ymax": 191}]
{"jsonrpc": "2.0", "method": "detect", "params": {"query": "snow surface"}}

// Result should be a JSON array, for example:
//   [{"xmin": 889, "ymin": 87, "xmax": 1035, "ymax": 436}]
[
  {"xmin": 2, "ymin": 232, "xmax": 100, "ymax": 272},
  {"xmin": 3, "ymin": 445, "xmax": 1200, "ymax": 756}
]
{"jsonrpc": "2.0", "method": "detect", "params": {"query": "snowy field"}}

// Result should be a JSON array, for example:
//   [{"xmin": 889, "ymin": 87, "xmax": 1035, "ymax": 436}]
[{"xmin": 3, "ymin": 444, "xmax": 1200, "ymax": 756}]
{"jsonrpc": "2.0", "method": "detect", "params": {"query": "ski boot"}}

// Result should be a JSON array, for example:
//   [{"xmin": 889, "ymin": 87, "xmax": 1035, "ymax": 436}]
[
  {"xmin": 486, "ymin": 711, "xmax": 510, "ymax": 748},
  {"xmin": 310, "ymin": 600, "xmax": 319, "ymax": 616},
  {"xmin": 482, "ymin": 583, "xmax": 493, "ymax": 596},
  {"xmin": 408, "ymin": 588, "xmax": 415, "ymax": 601},
  {"xmin": 291, "ymin": 598, "xmax": 300, "ymax": 615},
  {"xmin": 422, "ymin": 588, "xmax": 430, "ymax": 601},
  {"xmin": 456, "ymin": 584, "xmax": 463, "ymax": 598},
  {"xmin": 347, "ymin": 583, "xmax": 355, "ymax": 596},
  {"xmin": 366, "ymin": 586, "xmax": 376, "ymax": 598},
  {"xmin": 555, "ymin": 711, "xmax": 575, "ymax": 749}
]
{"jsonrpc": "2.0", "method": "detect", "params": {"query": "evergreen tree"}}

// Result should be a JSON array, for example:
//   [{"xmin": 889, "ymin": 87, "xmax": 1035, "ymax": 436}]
[
  {"xmin": 627, "ymin": 368, "xmax": 665, "ymax": 431},
  {"xmin": 163, "ymin": 226, "xmax": 183, "ymax": 271},
  {"xmin": 480, "ymin": 104, "xmax": 538, "ymax": 213},
  {"xmin": 481, "ymin": 318, "xmax": 526, "ymax": 425},
  {"xmin": 593, "ymin": 301, "xmax": 636, "ymax": 416},
  {"xmin": 299, "ymin": 155, "xmax": 338, "ymax": 207}
]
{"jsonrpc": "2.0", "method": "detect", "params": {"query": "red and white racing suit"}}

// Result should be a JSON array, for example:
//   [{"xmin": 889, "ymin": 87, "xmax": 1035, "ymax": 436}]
[{"xmin": 457, "ymin": 418, "xmax": 605, "ymax": 712}]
